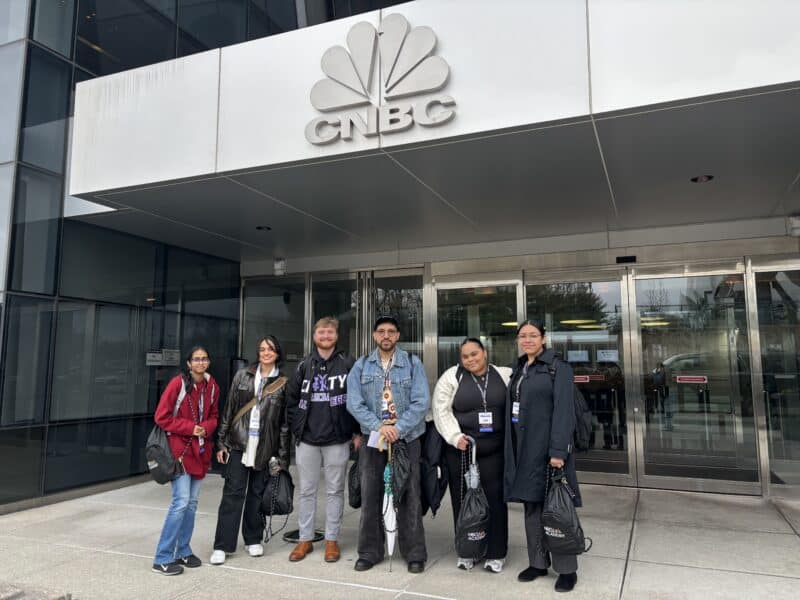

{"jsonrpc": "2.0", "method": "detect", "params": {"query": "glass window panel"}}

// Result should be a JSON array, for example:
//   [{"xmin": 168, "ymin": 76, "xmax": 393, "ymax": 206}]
[
  {"xmin": 527, "ymin": 280, "xmax": 628, "ymax": 474},
  {"xmin": 437, "ymin": 285, "xmax": 517, "ymax": 377},
  {"xmin": 1, "ymin": 296, "xmax": 54, "ymax": 426},
  {"xmin": 178, "ymin": 0, "xmax": 246, "ymax": 56},
  {"xmin": 243, "ymin": 276, "xmax": 306, "ymax": 375},
  {"xmin": 0, "ymin": 40, "xmax": 26, "ymax": 164},
  {"xmin": 636, "ymin": 275, "xmax": 757, "ymax": 482},
  {"xmin": 19, "ymin": 45, "xmax": 71, "ymax": 174},
  {"xmin": 0, "ymin": 163, "xmax": 14, "ymax": 289},
  {"xmin": 180, "ymin": 312, "xmax": 238, "ymax": 401},
  {"xmin": 69, "ymin": 67, "xmax": 93, "ymax": 117},
  {"xmin": 247, "ymin": 0, "xmax": 297, "ymax": 40},
  {"xmin": 312, "ymin": 274, "xmax": 358, "ymax": 358},
  {"xmin": 51, "ymin": 303, "xmax": 155, "ymax": 420},
  {"xmin": 0, "ymin": 0, "xmax": 29, "ymax": 45},
  {"xmin": 60, "ymin": 220, "xmax": 157, "ymax": 305},
  {"xmin": 9, "ymin": 166, "xmax": 61, "ymax": 295},
  {"xmin": 163, "ymin": 246, "xmax": 239, "ymax": 319},
  {"xmin": 31, "ymin": 0, "xmax": 76, "ymax": 58},
  {"xmin": 44, "ymin": 417, "xmax": 150, "ymax": 493},
  {"xmin": 0, "ymin": 427, "xmax": 44, "ymax": 504},
  {"xmin": 374, "ymin": 273, "xmax": 423, "ymax": 359},
  {"xmin": 76, "ymin": 0, "xmax": 177, "ymax": 76},
  {"xmin": 304, "ymin": 0, "xmax": 407, "ymax": 25},
  {"xmin": 755, "ymin": 270, "xmax": 800, "ymax": 486}
]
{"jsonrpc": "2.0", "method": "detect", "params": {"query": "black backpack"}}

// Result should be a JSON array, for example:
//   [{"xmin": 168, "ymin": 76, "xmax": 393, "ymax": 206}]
[{"xmin": 548, "ymin": 361, "xmax": 593, "ymax": 452}]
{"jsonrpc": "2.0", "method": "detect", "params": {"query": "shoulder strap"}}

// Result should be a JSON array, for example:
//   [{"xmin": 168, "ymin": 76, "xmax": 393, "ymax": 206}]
[
  {"xmin": 548, "ymin": 358, "xmax": 558, "ymax": 382},
  {"xmin": 173, "ymin": 376, "xmax": 188, "ymax": 417},
  {"xmin": 232, "ymin": 376, "xmax": 288, "ymax": 423}
]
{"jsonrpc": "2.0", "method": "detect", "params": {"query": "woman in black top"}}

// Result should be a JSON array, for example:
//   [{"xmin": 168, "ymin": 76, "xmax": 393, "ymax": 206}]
[
  {"xmin": 505, "ymin": 320, "xmax": 581, "ymax": 593},
  {"xmin": 432, "ymin": 338, "xmax": 512, "ymax": 572}
]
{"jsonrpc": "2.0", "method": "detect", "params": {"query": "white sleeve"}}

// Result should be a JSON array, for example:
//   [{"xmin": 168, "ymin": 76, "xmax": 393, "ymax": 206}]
[{"xmin": 432, "ymin": 366, "xmax": 464, "ymax": 448}]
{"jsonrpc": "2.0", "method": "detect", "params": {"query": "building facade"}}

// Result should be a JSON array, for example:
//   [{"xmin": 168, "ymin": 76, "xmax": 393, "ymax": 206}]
[{"xmin": 2, "ymin": 0, "xmax": 800, "ymax": 508}]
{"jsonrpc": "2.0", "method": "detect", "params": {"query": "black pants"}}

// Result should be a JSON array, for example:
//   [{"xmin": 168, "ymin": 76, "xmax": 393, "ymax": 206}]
[
  {"xmin": 444, "ymin": 441, "xmax": 508, "ymax": 560},
  {"xmin": 523, "ymin": 502, "xmax": 578, "ymax": 574},
  {"xmin": 213, "ymin": 450, "xmax": 267, "ymax": 552},
  {"xmin": 358, "ymin": 439, "xmax": 427, "ymax": 564}
]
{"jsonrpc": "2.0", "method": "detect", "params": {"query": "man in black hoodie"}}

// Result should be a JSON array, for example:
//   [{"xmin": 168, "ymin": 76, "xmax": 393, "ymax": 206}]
[{"xmin": 286, "ymin": 316, "xmax": 360, "ymax": 563}]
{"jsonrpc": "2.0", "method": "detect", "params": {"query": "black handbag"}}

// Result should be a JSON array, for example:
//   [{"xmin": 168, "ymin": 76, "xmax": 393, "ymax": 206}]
[
  {"xmin": 145, "ymin": 425, "xmax": 190, "ymax": 485},
  {"xmin": 262, "ymin": 469, "xmax": 295, "ymax": 516},
  {"xmin": 454, "ymin": 437, "xmax": 490, "ymax": 561},
  {"xmin": 348, "ymin": 454, "xmax": 361, "ymax": 509},
  {"xmin": 541, "ymin": 467, "xmax": 592, "ymax": 555}
]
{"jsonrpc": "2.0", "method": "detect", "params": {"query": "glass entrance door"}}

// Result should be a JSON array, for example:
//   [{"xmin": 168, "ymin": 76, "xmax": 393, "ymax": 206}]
[
  {"xmin": 433, "ymin": 276, "xmax": 523, "ymax": 377},
  {"xmin": 632, "ymin": 272, "xmax": 760, "ymax": 492},
  {"xmin": 526, "ymin": 275, "xmax": 633, "ymax": 484}
]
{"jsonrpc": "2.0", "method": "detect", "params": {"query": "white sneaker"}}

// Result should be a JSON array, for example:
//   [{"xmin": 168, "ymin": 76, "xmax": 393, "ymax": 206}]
[
  {"xmin": 209, "ymin": 550, "xmax": 226, "ymax": 565},
  {"xmin": 246, "ymin": 544, "xmax": 264, "ymax": 557},
  {"xmin": 484, "ymin": 558, "xmax": 505, "ymax": 573},
  {"xmin": 457, "ymin": 557, "xmax": 474, "ymax": 570}
]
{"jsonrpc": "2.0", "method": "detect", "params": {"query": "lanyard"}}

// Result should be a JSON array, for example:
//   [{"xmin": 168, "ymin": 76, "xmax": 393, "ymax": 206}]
[
  {"xmin": 514, "ymin": 361, "xmax": 530, "ymax": 402},
  {"xmin": 470, "ymin": 369, "xmax": 490, "ymax": 412},
  {"xmin": 381, "ymin": 353, "xmax": 395, "ymax": 389}
]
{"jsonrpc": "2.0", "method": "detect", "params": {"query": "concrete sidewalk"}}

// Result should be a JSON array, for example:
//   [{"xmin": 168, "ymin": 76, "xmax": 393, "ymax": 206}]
[{"xmin": 1, "ymin": 474, "xmax": 799, "ymax": 600}]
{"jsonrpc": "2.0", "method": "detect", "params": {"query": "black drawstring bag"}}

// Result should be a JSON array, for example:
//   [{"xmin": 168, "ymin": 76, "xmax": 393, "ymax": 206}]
[
  {"xmin": 541, "ymin": 467, "xmax": 592, "ymax": 555},
  {"xmin": 262, "ymin": 470, "xmax": 294, "ymax": 516},
  {"xmin": 348, "ymin": 453, "xmax": 361, "ymax": 509},
  {"xmin": 454, "ymin": 437, "xmax": 490, "ymax": 561}
]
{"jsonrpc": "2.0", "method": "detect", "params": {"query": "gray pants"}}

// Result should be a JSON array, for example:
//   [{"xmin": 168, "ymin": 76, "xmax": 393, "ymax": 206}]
[
  {"xmin": 358, "ymin": 439, "xmax": 427, "ymax": 564},
  {"xmin": 524, "ymin": 502, "xmax": 579, "ymax": 574},
  {"xmin": 296, "ymin": 441, "xmax": 350, "ymax": 541}
]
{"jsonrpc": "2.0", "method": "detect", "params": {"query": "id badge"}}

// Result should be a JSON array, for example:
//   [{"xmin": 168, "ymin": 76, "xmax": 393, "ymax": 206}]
[
  {"xmin": 512, "ymin": 401, "xmax": 520, "ymax": 423},
  {"xmin": 478, "ymin": 411, "xmax": 493, "ymax": 433},
  {"xmin": 381, "ymin": 388, "xmax": 392, "ymax": 420}
]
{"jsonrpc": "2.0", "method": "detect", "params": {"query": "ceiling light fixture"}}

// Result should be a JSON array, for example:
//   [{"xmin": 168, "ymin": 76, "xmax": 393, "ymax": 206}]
[
  {"xmin": 641, "ymin": 321, "xmax": 670, "ymax": 327},
  {"xmin": 576, "ymin": 324, "xmax": 605, "ymax": 329},
  {"xmin": 501, "ymin": 321, "xmax": 519, "ymax": 327},
  {"xmin": 560, "ymin": 319, "xmax": 597, "ymax": 325},
  {"xmin": 690, "ymin": 175, "xmax": 714, "ymax": 183}
]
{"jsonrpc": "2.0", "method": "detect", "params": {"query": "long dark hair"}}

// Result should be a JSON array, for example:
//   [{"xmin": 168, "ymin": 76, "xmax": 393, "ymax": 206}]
[{"xmin": 255, "ymin": 335, "xmax": 283, "ymax": 367}]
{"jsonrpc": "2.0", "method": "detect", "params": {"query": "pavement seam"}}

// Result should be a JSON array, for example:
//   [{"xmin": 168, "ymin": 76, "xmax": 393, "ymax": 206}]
[
  {"xmin": 631, "ymin": 516, "xmax": 796, "ymax": 537},
  {"xmin": 617, "ymin": 488, "xmax": 640, "ymax": 600},
  {"xmin": 771, "ymin": 500, "xmax": 800, "ymax": 539},
  {"xmin": 628, "ymin": 558, "xmax": 800, "ymax": 581}
]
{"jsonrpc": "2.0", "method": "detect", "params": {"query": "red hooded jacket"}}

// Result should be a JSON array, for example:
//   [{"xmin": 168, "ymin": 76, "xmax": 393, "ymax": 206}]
[{"xmin": 154, "ymin": 373, "xmax": 220, "ymax": 478}]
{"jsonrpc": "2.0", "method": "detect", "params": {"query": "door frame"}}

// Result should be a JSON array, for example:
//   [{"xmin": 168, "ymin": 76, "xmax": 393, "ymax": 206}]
[
  {"xmin": 748, "ymin": 255, "xmax": 800, "ymax": 498},
  {"xmin": 628, "ymin": 260, "xmax": 762, "ymax": 495}
]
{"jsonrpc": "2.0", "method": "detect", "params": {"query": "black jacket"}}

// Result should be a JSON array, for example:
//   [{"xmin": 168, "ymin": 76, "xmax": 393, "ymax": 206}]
[
  {"xmin": 286, "ymin": 347, "xmax": 359, "ymax": 445},
  {"xmin": 504, "ymin": 348, "xmax": 582, "ymax": 507},
  {"xmin": 216, "ymin": 366, "xmax": 290, "ymax": 471}
]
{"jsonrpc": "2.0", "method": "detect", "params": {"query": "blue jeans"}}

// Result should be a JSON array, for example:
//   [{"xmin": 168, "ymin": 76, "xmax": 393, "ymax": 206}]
[{"xmin": 154, "ymin": 473, "xmax": 202, "ymax": 564}]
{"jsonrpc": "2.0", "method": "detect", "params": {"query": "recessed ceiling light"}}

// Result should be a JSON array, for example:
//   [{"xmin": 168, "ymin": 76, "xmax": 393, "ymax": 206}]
[
  {"xmin": 501, "ymin": 321, "xmax": 519, "ymax": 327},
  {"xmin": 560, "ymin": 319, "xmax": 597, "ymax": 325},
  {"xmin": 690, "ymin": 175, "xmax": 714, "ymax": 183},
  {"xmin": 255, "ymin": 225, "xmax": 272, "ymax": 231}
]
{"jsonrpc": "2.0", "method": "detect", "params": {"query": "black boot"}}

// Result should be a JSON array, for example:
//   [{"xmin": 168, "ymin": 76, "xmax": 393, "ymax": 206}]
[
  {"xmin": 517, "ymin": 566, "xmax": 548, "ymax": 582},
  {"xmin": 555, "ymin": 572, "xmax": 578, "ymax": 592}
]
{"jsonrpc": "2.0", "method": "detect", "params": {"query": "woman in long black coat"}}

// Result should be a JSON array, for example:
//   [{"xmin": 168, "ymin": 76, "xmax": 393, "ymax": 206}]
[{"xmin": 504, "ymin": 319, "xmax": 581, "ymax": 593}]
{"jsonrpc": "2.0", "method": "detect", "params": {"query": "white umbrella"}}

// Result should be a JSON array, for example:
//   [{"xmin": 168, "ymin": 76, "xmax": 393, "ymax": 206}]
[{"xmin": 382, "ymin": 442, "xmax": 398, "ymax": 571}]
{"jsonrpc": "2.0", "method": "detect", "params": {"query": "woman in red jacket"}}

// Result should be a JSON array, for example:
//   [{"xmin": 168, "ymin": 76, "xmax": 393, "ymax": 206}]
[{"xmin": 152, "ymin": 346, "xmax": 220, "ymax": 575}]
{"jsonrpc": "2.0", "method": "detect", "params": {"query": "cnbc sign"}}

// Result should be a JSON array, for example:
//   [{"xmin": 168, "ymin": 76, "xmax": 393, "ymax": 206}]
[{"xmin": 305, "ymin": 14, "xmax": 456, "ymax": 145}]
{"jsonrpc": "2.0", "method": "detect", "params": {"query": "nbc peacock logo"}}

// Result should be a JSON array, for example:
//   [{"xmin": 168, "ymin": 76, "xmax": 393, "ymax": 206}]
[{"xmin": 305, "ymin": 14, "xmax": 456, "ymax": 145}]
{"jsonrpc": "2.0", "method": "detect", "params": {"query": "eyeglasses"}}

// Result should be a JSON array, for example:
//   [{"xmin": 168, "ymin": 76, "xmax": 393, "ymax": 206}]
[
  {"xmin": 375, "ymin": 329, "xmax": 399, "ymax": 337},
  {"xmin": 191, "ymin": 357, "xmax": 210, "ymax": 363},
  {"xmin": 517, "ymin": 334, "xmax": 542, "ymax": 340}
]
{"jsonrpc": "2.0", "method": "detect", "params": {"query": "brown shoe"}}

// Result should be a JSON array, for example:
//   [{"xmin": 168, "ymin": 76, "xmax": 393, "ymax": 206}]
[
  {"xmin": 289, "ymin": 541, "xmax": 314, "ymax": 562},
  {"xmin": 324, "ymin": 540, "xmax": 340, "ymax": 563}
]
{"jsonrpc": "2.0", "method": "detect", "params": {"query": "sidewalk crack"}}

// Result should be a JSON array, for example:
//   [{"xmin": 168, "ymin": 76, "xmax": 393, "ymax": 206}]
[{"xmin": 617, "ymin": 489, "xmax": 640, "ymax": 600}]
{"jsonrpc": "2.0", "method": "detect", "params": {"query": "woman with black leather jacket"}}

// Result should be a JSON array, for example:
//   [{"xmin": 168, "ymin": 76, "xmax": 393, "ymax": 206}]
[
  {"xmin": 505, "ymin": 319, "xmax": 582, "ymax": 593},
  {"xmin": 209, "ymin": 335, "xmax": 290, "ymax": 565}
]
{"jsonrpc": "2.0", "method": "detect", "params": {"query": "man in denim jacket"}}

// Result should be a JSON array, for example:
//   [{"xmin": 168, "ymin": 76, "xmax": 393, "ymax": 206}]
[{"xmin": 346, "ymin": 316, "xmax": 430, "ymax": 573}]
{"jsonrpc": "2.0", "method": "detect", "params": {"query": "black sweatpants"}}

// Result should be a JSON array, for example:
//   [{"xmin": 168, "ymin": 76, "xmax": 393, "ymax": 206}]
[
  {"xmin": 444, "ymin": 441, "xmax": 508, "ymax": 560},
  {"xmin": 213, "ymin": 450, "xmax": 267, "ymax": 552},
  {"xmin": 358, "ymin": 439, "xmax": 427, "ymax": 564}
]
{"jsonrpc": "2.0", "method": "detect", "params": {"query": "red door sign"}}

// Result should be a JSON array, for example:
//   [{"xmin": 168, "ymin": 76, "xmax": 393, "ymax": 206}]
[
  {"xmin": 574, "ymin": 375, "xmax": 591, "ymax": 383},
  {"xmin": 675, "ymin": 375, "xmax": 708, "ymax": 384}
]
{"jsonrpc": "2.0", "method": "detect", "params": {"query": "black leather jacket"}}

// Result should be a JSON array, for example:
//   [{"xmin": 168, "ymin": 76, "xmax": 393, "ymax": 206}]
[{"xmin": 216, "ymin": 365, "xmax": 290, "ymax": 471}]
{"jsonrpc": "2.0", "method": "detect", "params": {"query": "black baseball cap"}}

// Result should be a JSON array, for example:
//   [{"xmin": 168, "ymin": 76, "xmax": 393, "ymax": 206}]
[{"xmin": 373, "ymin": 316, "xmax": 400, "ymax": 331}]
